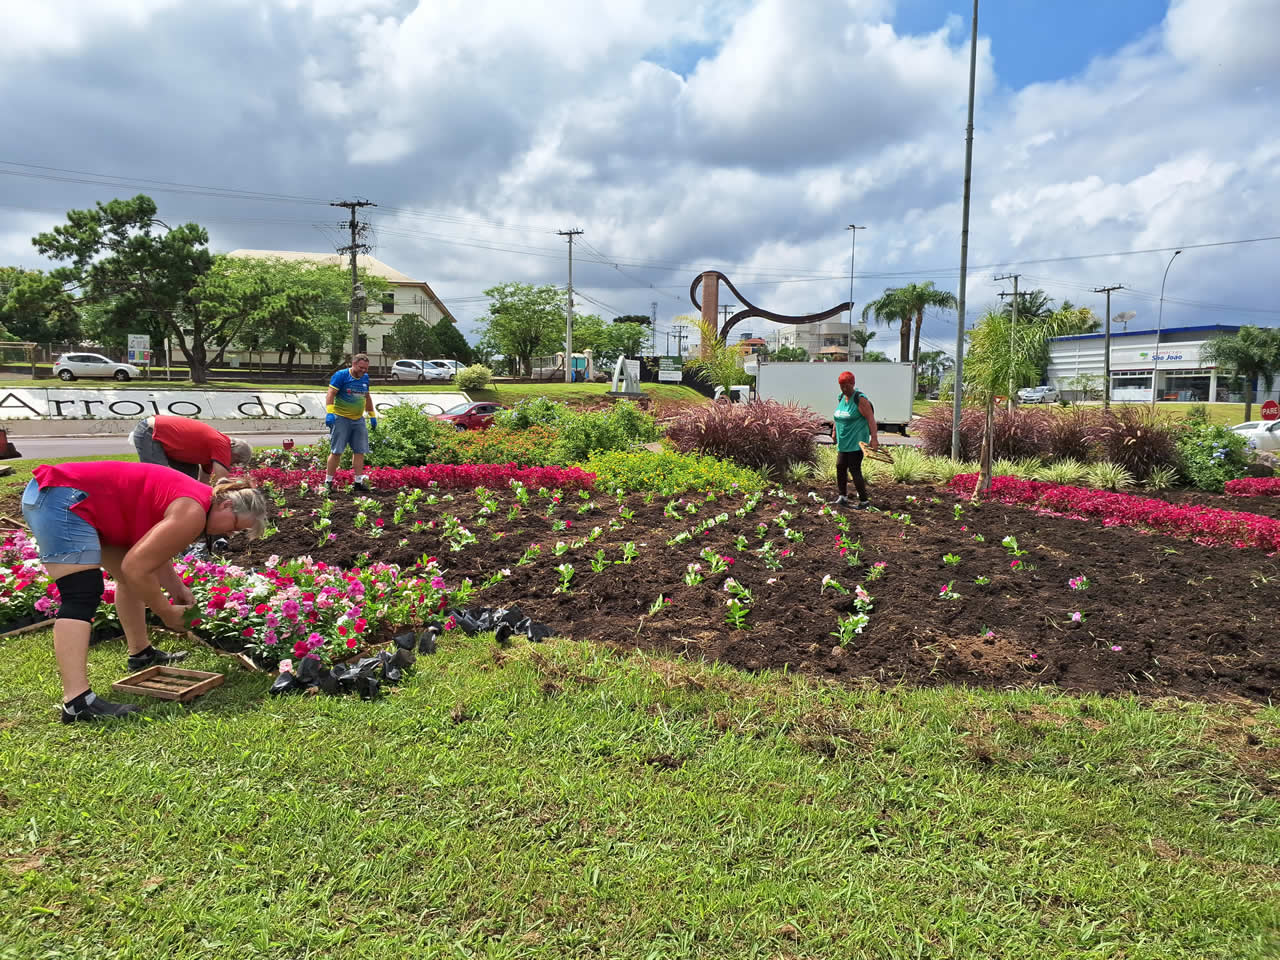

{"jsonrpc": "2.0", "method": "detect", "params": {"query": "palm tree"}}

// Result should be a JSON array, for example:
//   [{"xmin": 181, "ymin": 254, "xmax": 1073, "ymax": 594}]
[
  {"xmin": 682, "ymin": 314, "xmax": 750, "ymax": 398},
  {"xmin": 862, "ymin": 283, "xmax": 957, "ymax": 366},
  {"xmin": 850, "ymin": 327, "xmax": 877, "ymax": 350},
  {"xmin": 965, "ymin": 309, "xmax": 1075, "ymax": 495},
  {"xmin": 861, "ymin": 290, "xmax": 913, "ymax": 363},
  {"xmin": 1201, "ymin": 326, "xmax": 1280, "ymax": 421},
  {"xmin": 999, "ymin": 288, "xmax": 1054, "ymax": 321},
  {"xmin": 916, "ymin": 349, "xmax": 953, "ymax": 394}
]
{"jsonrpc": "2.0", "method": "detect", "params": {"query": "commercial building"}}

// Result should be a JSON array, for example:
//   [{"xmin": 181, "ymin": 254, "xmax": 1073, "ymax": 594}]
[
  {"xmin": 1047, "ymin": 324, "xmax": 1280, "ymax": 404},
  {"xmin": 776, "ymin": 319, "xmax": 867, "ymax": 361}
]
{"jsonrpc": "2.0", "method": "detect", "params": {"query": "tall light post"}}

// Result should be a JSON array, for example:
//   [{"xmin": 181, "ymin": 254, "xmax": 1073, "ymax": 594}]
[
  {"xmin": 1150, "ymin": 249, "xmax": 1182, "ymax": 406},
  {"xmin": 951, "ymin": 0, "xmax": 979, "ymax": 460},
  {"xmin": 847, "ymin": 224, "xmax": 865, "ymax": 359}
]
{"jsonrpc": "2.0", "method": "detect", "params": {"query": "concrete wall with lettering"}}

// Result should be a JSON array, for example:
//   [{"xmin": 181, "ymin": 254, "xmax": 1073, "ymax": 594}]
[{"xmin": 0, "ymin": 389, "xmax": 469, "ymax": 422}]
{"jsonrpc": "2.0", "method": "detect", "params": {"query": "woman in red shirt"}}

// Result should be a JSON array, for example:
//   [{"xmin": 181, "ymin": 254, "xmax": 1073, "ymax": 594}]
[{"xmin": 21, "ymin": 462, "xmax": 268, "ymax": 723}]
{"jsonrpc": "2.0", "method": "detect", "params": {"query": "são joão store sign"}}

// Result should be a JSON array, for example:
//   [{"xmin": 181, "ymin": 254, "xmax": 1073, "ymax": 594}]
[{"xmin": 0, "ymin": 389, "xmax": 469, "ymax": 421}]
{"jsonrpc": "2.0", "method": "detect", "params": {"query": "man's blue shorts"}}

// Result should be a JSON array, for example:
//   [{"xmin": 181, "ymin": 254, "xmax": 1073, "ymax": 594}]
[
  {"xmin": 329, "ymin": 416, "xmax": 370, "ymax": 455},
  {"xmin": 20, "ymin": 479, "xmax": 103, "ymax": 565}
]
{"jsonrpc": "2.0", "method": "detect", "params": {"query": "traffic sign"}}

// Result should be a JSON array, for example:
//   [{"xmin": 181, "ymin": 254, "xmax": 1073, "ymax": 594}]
[{"xmin": 1261, "ymin": 400, "xmax": 1279, "ymax": 421}]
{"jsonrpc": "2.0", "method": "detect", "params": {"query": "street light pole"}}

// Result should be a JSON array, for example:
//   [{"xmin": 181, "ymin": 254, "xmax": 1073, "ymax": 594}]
[
  {"xmin": 847, "ymin": 225, "xmax": 865, "ymax": 360},
  {"xmin": 1150, "ymin": 250, "xmax": 1182, "ymax": 407}
]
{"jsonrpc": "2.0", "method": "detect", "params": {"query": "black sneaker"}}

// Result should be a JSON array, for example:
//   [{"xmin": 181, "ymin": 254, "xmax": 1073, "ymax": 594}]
[
  {"xmin": 352, "ymin": 479, "xmax": 370, "ymax": 493},
  {"xmin": 854, "ymin": 499, "xmax": 870, "ymax": 510},
  {"xmin": 60, "ymin": 692, "xmax": 142, "ymax": 724},
  {"xmin": 829, "ymin": 495, "xmax": 849, "ymax": 507},
  {"xmin": 127, "ymin": 646, "xmax": 190, "ymax": 671}
]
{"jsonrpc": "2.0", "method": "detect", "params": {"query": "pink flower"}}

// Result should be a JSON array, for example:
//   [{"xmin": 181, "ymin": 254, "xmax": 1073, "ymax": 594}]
[
  {"xmin": 430, "ymin": 576, "xmax": 446, "ymax": 590},
  {"xmin": 1070, "ymin": 612, "xmax": 1082, "ymax": 623},
  {"xmin": 1110, "ymin": 644, "xmax": 1122, "ymax": 652}
]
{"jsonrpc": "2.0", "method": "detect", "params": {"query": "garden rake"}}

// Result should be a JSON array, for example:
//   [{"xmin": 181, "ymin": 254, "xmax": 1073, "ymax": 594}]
[{"xmin": 860, "ymin": 441, "xmax": 894, "ymax": 465}]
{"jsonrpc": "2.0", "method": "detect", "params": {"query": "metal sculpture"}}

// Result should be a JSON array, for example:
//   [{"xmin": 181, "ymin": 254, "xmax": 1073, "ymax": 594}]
[{"xmin": 689, "ymin": 269, "xmax": 852, "ymax": 347}]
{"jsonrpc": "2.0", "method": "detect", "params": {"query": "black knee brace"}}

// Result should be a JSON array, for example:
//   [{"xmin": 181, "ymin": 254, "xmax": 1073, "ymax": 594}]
[{"xmin": 55, "ymin": 569, "xmax": 105, "ymax": 623}]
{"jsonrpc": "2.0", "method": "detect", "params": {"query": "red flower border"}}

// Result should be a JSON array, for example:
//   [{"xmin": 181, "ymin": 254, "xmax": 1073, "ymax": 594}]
[
  {"xmin": 1224, "ymin": 477, "xmax": 1280, "ymax": 497},
  {"xmin": 949, "ymin": 474, "xmax": 1280, "ymax": 551}
]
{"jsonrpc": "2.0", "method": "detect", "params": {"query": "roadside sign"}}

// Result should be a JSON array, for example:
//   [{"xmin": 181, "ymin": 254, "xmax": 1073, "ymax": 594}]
[
  {"xmin": 1262, "ymin": 400, "xmax": 1279, "ymax": 421},
  {"xmin": 658, "ymin": 356, "xmax": 683, "ymax": 382},
  {"xmin": 127, "ymin": 334, "xmax": 151, "ymax": 366}
]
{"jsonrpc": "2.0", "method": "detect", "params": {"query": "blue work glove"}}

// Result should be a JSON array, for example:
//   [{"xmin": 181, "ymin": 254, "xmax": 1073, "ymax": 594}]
[
  {"xmin": 325, "ymin": 413, "xmax": 336, "ymax": 428},
  {"xmin": 369, "ymin": 417, "xmax": 378, "ymax": 431}
]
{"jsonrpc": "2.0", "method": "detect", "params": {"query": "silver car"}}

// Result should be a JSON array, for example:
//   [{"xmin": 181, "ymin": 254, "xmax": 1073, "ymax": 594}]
[
  {"xmin": 390, "ymin": 359, "xmax": 451, "ymax": 382},
  {"xmin": 53, "ymin": 352, "xmax": 141, "ymax": 382},
  {"xmin": 1017, "ymin": 385, "xmax": 1058, "ymax": 404}
]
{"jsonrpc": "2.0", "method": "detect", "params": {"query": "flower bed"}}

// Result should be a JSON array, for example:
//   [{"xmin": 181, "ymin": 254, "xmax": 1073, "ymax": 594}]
[
  {"xmin": 951, "ymin": 474, "xmax": 1280, "ymax": 551},
  {"xmin": 248, "ymin": 463, "xmax": 595, "ymax": 492},
  {"xmin": 1224, "ymin": 477, "xmax": 1280, "ymax": 497}
]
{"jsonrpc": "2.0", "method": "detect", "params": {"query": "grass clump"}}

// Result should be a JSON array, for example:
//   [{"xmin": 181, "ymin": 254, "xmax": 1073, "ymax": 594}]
[{"xmin": 581, "ymin": 448, "xmax": 763, "ymax": 496}]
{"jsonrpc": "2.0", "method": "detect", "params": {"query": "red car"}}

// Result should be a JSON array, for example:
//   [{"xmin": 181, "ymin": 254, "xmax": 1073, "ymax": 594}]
[{"xmin": 434, "ymin": 401, "xmax": 505, "ymax": 431}]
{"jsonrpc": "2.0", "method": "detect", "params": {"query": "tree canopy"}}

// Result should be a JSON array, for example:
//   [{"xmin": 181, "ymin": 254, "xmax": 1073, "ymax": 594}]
[
  {"xmin": 475, "ymin": 282, "xmax": 567, "ymax": 376},
  {"xmin": 1202, "ymin": 325, "xmax": 1280, "ymax": 421},
  {"xmin": 0, "ymin": 266, "xmax": 82, "ymax": 342},
  {"xmin": 862, "ymin": 282, "xmax": 956, "ymax": 365}
]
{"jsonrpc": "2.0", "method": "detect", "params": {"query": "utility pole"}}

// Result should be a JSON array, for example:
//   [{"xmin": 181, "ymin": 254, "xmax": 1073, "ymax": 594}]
[
  {"xmin": 1093, "ymin": 284, "xmax": 1123, "ymax": 410},
  {"xmin": 651, "ymin": 301, "xmax": 658, "ymax": 354},
  {"xmin": 951, "ymin": 0, "xmax": 979, "ymax": 460},
  {"xmin": 672, "ymin": 326, "xmax": 688, "ymax": 357},
  {"xmin": 995, "ymin": 273, "xmax": 1020, "ymax": 403},
  {"xmin": 331, "ymin": 199, "xmax": 376, "ymax": 358},
  {"xmin": 846, "ymin": 224, "xmax": 865, "ymax": 358},
  {"xmin": 719, "ymin": 303, "xmax": 737, "ymax": 329},
  {"xmin": 557, "ymin": 229, "xmax": 582, "ymax": 383}
]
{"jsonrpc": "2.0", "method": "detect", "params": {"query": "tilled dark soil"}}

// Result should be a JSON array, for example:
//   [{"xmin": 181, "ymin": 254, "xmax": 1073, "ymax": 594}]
[{"xmin": 229, "ymin": 481, "xmax": 1280, "ymax": 702}]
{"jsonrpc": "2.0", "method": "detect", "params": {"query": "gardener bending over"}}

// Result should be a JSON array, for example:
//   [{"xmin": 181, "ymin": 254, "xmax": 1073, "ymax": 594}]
[
  {"xmin": 131, "ymin": 415, "xmax": 254, "ymax": 482},
  {"xmin": 831, "ymin": 370, "xmax": 880, "ymax": 509},
  {"xmin": 21, "ymin": 462, "xmax": 267, "ymax": 723},
  {"xmin": 324, "ymin": 352, "xmax": 377, "ymax": 493}
]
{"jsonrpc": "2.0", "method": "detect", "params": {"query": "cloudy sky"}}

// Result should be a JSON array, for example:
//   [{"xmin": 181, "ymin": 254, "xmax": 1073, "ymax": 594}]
[{"xmin": 2, "ymin": 0, "xmax": 1277, "ymax": 357}]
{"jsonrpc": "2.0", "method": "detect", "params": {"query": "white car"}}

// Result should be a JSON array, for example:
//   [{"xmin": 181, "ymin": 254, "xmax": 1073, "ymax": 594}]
[
  {"xmin": 53, "ymin": 352, "xmax": 141, "ymax": 382},
  {"xmin": 1228, "ymin": 420, "xmax": 1280, "ymax": 452},
  {"xmin": 1017, "ymin": 385, "xmax": 1058, "ymax": 404},
  {"xmin": 389, "ymin": 359, "xmax": 452, "ymax": 382},
  {"xmin": 427, "ymin": 359, "xmax": 464, "ymax": 377}
]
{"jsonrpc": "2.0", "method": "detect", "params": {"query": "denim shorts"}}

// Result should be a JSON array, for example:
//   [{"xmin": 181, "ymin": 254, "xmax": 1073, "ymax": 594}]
[
  {"xmin": 131, "ymin": 419, "xmax": 198, "ymax": 479},
  {"xmin": 329, "ymin": 416, "xmax": 370, "ymax": 455},
  {"xmin": 20, "ymin": 479, "xmax": 103, "ymax": 565}
]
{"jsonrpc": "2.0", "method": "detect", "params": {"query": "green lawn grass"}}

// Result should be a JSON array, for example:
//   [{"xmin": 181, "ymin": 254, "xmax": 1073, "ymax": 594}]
[
  {"xmin": 1, "ymin": 628, "xmax": 1276, "ymax": 959},
  {"xmin": 0, "ymin": 454, "xmax": 140, "ymax": 507}
]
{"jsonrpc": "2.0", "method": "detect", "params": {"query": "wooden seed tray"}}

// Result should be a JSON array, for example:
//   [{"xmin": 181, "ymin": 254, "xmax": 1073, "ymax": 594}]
[
  {"xmin": 0, "ymin": 618, "xmax": 55, "ymax": 639},
  {"xmin": 112, "ymin": 665, "xmax": 224, "ymax": 702},
  {"xmin": 860, "ymin": 441, "xmax": 894, "ymax": 464}
]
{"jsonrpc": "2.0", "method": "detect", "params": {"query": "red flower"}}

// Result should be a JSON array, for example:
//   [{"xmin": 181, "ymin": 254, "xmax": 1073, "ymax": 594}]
[
  {"xmin": 189, "ymin": 617, "xmax": 202, "ymax": 627},
  {"xmin": 345, "ymin": 638, "xmax": 357, "ymax": 649},
  {"xmin": 338, "ymin": 625, "xmax": 347, "ymax": 637},
  {"xmin": 242, "ymin": 627, "xmax": 255, "ymax": 638},
  {"xmin": 254, "ymin": 603, "xmax": 268, "ymax": 614}
]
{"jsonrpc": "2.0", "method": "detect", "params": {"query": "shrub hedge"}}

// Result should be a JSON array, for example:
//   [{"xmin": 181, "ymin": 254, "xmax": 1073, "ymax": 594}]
[{"xmin": 665, "ymin": 400, "xmax": 823, "ymax": 472}]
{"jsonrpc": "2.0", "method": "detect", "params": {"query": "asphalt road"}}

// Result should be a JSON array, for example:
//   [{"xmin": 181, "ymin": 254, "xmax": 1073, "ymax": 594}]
[{"xmin": 12, "ymin": 431, "xmax": 328, "ymax": 459}]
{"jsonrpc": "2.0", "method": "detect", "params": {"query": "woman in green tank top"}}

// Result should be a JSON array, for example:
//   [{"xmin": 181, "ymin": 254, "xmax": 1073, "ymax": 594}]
[{"xmin": 830, "ymin": 371, "xmax": 880, "ymax": 508}]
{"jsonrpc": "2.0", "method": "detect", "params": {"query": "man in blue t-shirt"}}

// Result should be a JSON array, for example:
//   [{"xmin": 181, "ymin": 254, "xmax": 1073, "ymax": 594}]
[{"xmin": 323, "ymin": 353, "xmax": 376, "ymax": 492}]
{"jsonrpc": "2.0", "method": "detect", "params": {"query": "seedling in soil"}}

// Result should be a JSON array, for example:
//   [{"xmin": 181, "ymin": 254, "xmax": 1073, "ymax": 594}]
[
  {"xmin": 834, "ymin": 533, "xmax": 861, "ymax": 567},
  {"xmin": 724, "ymin": 597, "xmax": 749, "ymax": 630},
  {"xmin": 756, "ymin": 540, "xmax": 784, "ymax": 570},
  {"xmin": 685, "ymin": 502, "xmax": 698, "ymax": 515},
  {"xmin": 507, "ymin": 506, "xmax": 520, "ymax": 521},
  {"xmin": 831, "ymin": 612, "xmax": 870, "ymax": 643},
  {"xmin": 701, "ymin": 549, "xmax": 729, "ymax": 575},
  {"xmin": 452, "ymin": 578, "xmax": 475, "ymax": 606},
  {"xmin": 664, "ymin": 500, "xmax": 681, "ymax": 518},
  {"xmin": 972, "ymin": 533, "xmax": 985, "ymax": 542},
  {"xmin": 585, "ymin": 526, "xmax": 604, "ymax": 543},
  {"xmin": 481, "ymin": 568, "xmax": 510, "ymax": 589},
  {"xmin": 938, "ymin": 581, "xmax": 961, "ymax": 600},
  {"xmin": 577, "ymin": 502, "xmax": 595, "ymax": 515},
  {"xmin": 668, "ymin": 530, "xmax": 693, "ymax": 546},
  {"xmin": 1002, "ymin": 535, "xmax": 1028, "ymax": 557},
  {"xmin": 953, "ymin": 503, "xmax": 964, "ymax": 520},
  {"xmin": 1068, "ymin": 575, "xmax": 1091, "ymax": 591},
  {"xmin": 783, "ymin": 527, "xmax": 805, "ymax": 543},
  {"xmin": 723, "ymin": 578, "xmax": 753, "ymax": 605},
  {"xmin": 511, "ymin": 482, "xmax": 530, "ymax": 505},
  {"xmin": 553, "ymin": 541, "xmax": 570, "ymax": 557},
  {"xmin": 821, "ymin": 574, "xmax": 849, "ymax": 595},
  {"xmin": 554, "ymin": 563, "xmax": 575, "ymax": 594},
  {"xmin": 579, "ymin": 490, "xmax": 591, "ymax": 500},
  {"xmin": 590, "ymin": 549, "xmax": 607, "ymax": 573},
  {"xmin": 853, "ymin": 584, "xmax": 874, "ymax": 614},
  {"xmin": 942, "ymin": 553, "xmax": 961, "ymax": 567},
  {"xmin": 353, "ymin": 512, "xmax": 369, "ymax": 530},
  {"xmin": 425, "ymin": 494, "xmax": 440, "ymax": 505},
  {"xmin": 397, "ymin": 538, "xmax": 409, "ymax": 548},
  {"xmin": 756, "ymin": 522, "xmax": 769, "ymax": 539},
  {"xmin": 684, "ymin": 563, "xmax": 704, "ymax": 586},
  {"xmin": 619, "ymin": 506, "xmax": 636, "ymax": 520},
  {"xmin": 865, "ymin": 561, "xmax": 887, "ymax": 581},
  {"xmin": 608, "ymin": 519, "xmax": 625, "ymax": 532},
  {"xmin": 974, "ymin": 575, "xmax": 991, "ymax": 585},
  {"xmin": 517, "ymin": 544, "xmax": 542, "ymax": 566},
  {"xmin": 647, "ymin": 594, "xmax": 668, "ymax": 616},
  {"xmin": 1009, "ymin": 559, "xmax": 1034, "ymax": 572},
  {"xmin": 552, "ymin": 518, "xmax": 570, "ymax": 532},
  {"xmin": 618, "ymin": 542, "xmax": 639, "ymax": 564}
]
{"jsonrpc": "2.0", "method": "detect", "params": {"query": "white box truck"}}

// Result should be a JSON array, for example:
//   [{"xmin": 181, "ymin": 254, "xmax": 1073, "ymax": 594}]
[{"xmin": 729, "ymin": 360, "xmax": 917, "ymax": 434}]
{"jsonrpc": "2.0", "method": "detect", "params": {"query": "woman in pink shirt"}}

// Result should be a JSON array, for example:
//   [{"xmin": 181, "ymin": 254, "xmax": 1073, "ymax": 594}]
[{"xmin": 21, "ymin": 462, "xmax": 268, "ymax": 723}]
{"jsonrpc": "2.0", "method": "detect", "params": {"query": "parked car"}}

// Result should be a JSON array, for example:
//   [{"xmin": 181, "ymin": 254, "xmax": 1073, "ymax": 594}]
[
  {"xmin": 427, "ymin": 359, "xmax": 464, "ymax": 377},
  {"xmin": 434, "ymin": 401, "xmax": 505, "ymax": 431},
  {"xmin": 389, "ymin": 359, "xmax": 451, "ymax": 382},
  {"xmin": 1228, "ymin": 420, "xmax": 1280, "ymax": 452},
  {"xmin": 53, "ymin": 353, "xmax": 141, "ymax": 382},
  {"xmin": 1017, "ymin": 385, "xmax": 1058, "ymax": 404}
]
